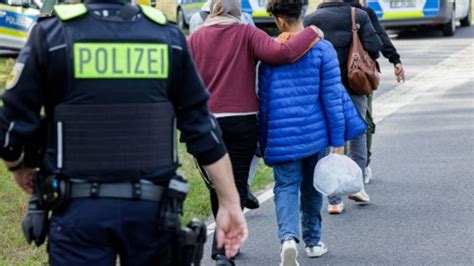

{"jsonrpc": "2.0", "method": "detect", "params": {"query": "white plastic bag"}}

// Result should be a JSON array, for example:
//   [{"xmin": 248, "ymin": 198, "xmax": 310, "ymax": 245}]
[{"xmin": 313, "ymin": 154, "xmax": 363, "ymax": 197}]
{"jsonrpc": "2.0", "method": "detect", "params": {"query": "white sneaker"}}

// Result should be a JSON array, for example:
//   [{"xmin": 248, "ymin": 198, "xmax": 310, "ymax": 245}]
[
  {"xmin": 364, "ymin": 166, "xmax": 372, "ymax": 184},
  {"xmin": 280, "ymin": 239, "xmax": 299, "ymax": 266},
  {"xmin": 305, "ymin": 242, "xmax": 328, "ymax": 258},
  {"xmin": 349, "ymin": 187, "xmax": 370, "ymax": 203},
  {"xmin": 327, "ymin": 202, "xmax": 344, "ymax": 215}
]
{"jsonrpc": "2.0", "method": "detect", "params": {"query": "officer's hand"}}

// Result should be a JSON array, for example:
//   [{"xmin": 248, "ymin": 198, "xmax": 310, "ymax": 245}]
[
  {"xmin": 11, "ymin": 167, "xmax": 39, "ymax": 195},
  {"xmin": 216, "ymin": 204, "xmax": 248, "ymax": 259},
  {"xmin": 395, "ymin": 63, "xmax": 405, "ymax": 83}
]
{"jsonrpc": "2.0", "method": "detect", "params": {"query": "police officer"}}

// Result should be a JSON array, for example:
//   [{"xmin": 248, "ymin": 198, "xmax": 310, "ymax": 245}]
[{"xmin": 0, "ymin": 0, "xmax": 247, "ymax": 264}]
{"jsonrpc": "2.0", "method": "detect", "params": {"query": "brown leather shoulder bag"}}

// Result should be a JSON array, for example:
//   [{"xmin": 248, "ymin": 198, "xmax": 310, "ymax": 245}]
[{"xmin": 347, "ymin": 7, "xmax": 380, "ymax": 95}]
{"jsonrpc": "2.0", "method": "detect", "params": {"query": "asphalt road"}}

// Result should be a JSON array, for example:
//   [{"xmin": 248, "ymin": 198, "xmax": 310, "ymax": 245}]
[{"xmin": 202, "ymin": 26, "xmax": 474, "ymax": 265}]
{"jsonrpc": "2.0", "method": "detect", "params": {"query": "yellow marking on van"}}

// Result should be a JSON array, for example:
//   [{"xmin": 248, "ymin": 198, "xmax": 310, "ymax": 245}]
[
  {"xmin": 252, "ymin": 10, "xmax": 270, "ymax": 18},
  {"xmin": 383, "ymin": 11, "xmax": 424, "ymax": 19},
  {"xmin": 0, "ymin": 27, "xmax": 28, "ymax": 38}
]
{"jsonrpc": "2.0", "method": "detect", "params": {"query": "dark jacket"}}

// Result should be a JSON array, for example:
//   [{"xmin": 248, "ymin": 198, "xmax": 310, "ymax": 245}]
[
  {"xmin": 345, "ymin": 0, "xmax": 401, "ymax": 66},
  {"xmin": 0, "ymin": 1, "xmax": 226, "ymax": 179},
  {"xmin": 304, "ymin": 2, "xmax": 382, "ymax": 92}
]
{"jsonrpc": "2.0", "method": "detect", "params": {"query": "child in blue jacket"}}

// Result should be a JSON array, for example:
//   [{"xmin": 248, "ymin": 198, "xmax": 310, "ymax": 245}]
[{"xmin": 258, "ymin": 0, "xmax": 367, "ymax": 264}]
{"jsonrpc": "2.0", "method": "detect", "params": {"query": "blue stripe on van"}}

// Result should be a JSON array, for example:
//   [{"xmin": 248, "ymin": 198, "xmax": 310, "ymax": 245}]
[
  {"xmin": 423, "ymin": 0, "xmax": 440, "ymax": 17},
  {"xmin": 0, "ymin": 10, "xmax": 37, "ymax": 32},
  {"xmin": 241, "ymin": 0, "xmax": 252, "ymax": 15},
  {"xmin": 367, "ymin": 0, "xmax": 383, "ymax": 19}
]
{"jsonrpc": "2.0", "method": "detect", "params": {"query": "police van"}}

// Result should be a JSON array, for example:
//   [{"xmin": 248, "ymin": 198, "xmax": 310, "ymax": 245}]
[
  {"xmin": 145, "ymin": 0, "xmax": 273, "ymax": 29},
  {"xmin": 367, "ymin": 0, "xmax": 471, "ymax": 36},
  {"xmin": 0, "ymin": 0, "xmax": 39, "ymax": 53}
]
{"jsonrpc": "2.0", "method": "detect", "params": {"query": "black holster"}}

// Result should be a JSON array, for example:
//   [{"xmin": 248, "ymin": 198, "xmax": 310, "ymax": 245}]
[
  {"xmin": 22, "ymin": 174, "xmax": 50, "ymax": 247},
  {"xmin": 22, "ymin": 173, "xmax": 71, "ymax": 247},
  {"xmin": 159, "ymin": 175, "xmax": 207, "ymax": 265},
  {"xmin": 173, "ymin": 219, "xmax": 207, "ymax": 266}
]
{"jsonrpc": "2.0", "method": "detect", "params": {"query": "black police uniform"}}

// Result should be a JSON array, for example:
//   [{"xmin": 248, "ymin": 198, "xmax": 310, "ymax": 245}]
[{"xmin": 0, "ymin": 0, "xmax": 226, "ymax": 264}]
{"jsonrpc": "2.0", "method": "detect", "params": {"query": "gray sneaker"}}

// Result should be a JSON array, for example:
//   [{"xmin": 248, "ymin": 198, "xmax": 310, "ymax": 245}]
[
  {"xmin": 280, "ymin": 239, "xmax": 299, "ymax": 266},
  {"xmin": 305, "ymin": 242, "xmax": 328, "ymax": 258}
]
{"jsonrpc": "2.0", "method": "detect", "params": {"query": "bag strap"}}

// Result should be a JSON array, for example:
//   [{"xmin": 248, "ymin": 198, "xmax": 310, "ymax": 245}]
[{"xmin": 351, "ymin": 7, "xmax": 357, "ymax": 32}]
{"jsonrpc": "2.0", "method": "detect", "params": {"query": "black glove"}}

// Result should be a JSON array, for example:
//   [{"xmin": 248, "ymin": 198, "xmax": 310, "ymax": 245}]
[{"xmin": 22, "ymin": 195, "xmax": 49, "ymax": 247}]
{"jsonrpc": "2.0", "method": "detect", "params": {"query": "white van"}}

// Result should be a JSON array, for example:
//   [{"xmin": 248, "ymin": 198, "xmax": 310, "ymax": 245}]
[
  {"xmin": 0, "ymin": 1, "xmax": 39, "ymax": 54},
  {"xmin": 366, "ymin": 0, "xmax": 471, "ymax": 36},
  {"xmin": 143, "ymin": 0, "xmax": 274, "ymax": 29}
]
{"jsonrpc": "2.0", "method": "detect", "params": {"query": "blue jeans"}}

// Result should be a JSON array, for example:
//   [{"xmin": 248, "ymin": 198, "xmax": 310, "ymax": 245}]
[{"xmin": 273, "ymin": 153, "xmax": 323, "ymax": 247}]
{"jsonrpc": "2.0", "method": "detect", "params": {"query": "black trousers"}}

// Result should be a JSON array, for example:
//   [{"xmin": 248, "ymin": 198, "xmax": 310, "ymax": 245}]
[
  {"xmin": 48, "ymin": 199, "xmax": 174, "ymax": 266},
  {"xmin": 208, "ymin": 115, "xmax": 258, "ymax": 259}
]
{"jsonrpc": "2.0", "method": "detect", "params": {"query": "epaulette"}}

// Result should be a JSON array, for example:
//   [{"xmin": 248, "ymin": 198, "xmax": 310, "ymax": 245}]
[
  {"xmin": 139, "ymin": 5, "xmax": 167, "ymax": 25},
  {"xmin": 54, "ymin": 4, "xmax": 87, "ymax": 21}
]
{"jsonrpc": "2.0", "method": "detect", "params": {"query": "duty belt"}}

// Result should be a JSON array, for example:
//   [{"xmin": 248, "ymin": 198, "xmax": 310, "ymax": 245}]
[{"xmin": 70, "ymin": 181, "xmax": 165, "ymax": 202}]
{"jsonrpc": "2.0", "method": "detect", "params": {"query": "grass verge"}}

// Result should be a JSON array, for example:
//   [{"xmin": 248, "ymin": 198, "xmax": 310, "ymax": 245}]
[
  {"xmin": 0, "ymin": 58, "xmax": 274, "ymax": 264},
  {"xmin": 0, "ymin": 58, "xmax": 14, "ymax": 89}
]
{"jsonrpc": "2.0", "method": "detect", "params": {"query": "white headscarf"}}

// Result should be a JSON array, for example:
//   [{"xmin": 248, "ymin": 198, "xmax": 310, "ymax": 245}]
[{"xmin": 203, "ymin": 0, "xmax": 242, "ymax": 27}]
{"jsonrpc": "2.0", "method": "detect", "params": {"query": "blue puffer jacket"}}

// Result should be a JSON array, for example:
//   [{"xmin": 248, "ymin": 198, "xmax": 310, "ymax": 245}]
[{"xmin": 258, "ymin": 38, "xmax": 367, "ymax": 165}]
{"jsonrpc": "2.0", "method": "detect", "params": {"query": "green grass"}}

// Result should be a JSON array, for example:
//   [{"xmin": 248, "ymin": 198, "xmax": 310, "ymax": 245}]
[
  {"xmin": 0, "ymin": 58, "xmax": 275, "ymax": 264},
  {"xmin": 0, "ymin": 58, "xmax": 14, "ymax": 89}
]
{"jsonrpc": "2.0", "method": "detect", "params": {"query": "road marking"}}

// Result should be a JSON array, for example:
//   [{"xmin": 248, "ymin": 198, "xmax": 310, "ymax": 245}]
[
  {"xmin": 373, "ymin": 44, "xmax": 473, "ymax": 124},
  {"xmin": 206, "ymin": 44, "xmax": 474, "ymax": 236}
]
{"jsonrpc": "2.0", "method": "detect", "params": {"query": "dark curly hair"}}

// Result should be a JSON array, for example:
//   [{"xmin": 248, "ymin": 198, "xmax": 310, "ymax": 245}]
[{"xmin": 266, "ymin": 0, "xmax": 304, "ymax": 24}]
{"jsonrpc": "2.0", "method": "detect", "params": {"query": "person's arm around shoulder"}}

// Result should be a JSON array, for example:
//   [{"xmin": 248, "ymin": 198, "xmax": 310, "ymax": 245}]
[
  {"xmin": 248, "ymin": 25, "xmax": 321, "ymax": 64},
  {"xmin": 319, "ymin": 41, "xmax": 346, "ymax": 154},
  {"xmin": 170, "ymin": 28, "xmax": 247, "ymax": 258},
  {"xmin": 357, "ymin": 10, "xmax": 382, "ymax": 59}
]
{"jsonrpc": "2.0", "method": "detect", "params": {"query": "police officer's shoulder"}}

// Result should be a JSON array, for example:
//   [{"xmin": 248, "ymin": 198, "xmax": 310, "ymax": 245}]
[
  {"xmin": 30, "ymin": 12, "xmax": 66, "ymax": 53},
  {"xmin": 36, "ymin": 12, "xmax": 55, "ymax": 23},
  {"xmin": 53, "ymin": 3, "xmax": 87, "ymax": 21},
  {"xmin": 138, "ymin": 5, "xmax": 166, "ymax": 25},
  {"xmin": 164, "ymin": 23, "xmax": 187, "ymax": 49}
]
